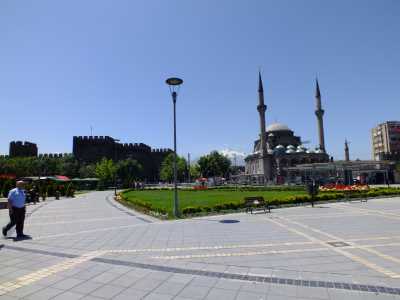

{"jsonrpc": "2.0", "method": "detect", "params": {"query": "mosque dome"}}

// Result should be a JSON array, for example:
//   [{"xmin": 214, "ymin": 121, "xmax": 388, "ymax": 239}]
[
  {"xmin": 315, "ymin": 149, "xmax": 324, "ymax": 154},
  {"xmin": 306, "ymin": 149, "xmax": 315, "ymax": 154},
  {"xmin": 296, "ymin": 145, "xmax": 306, "ymax": 153},
  {"xmin": 286, "ymin": 149, "xmax": 295, "ymax": 154},
  {"xmin": 275, "ymin": 145, "xmax": 285, "ymax": 150},
  {"xmin": 266, "ymin": 123, "xmax": 291, "ymax": 132},
  {"xmin": 286, "ymin": 145, "xmax": 296, "ymax": 150}
]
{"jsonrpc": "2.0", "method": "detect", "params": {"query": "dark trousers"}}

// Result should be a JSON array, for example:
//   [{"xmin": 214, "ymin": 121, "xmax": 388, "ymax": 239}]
[{"xmin": 4, "ymin": 206, "xmax": 26, "ymax": 236}]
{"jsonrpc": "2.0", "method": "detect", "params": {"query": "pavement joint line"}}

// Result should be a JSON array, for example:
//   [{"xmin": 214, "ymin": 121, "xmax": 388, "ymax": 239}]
[
  {"xmin": 281, "ymin": 217, "xmax": 400, "ymax": 278},
  {"xmin": 278, "ymin": 215, "xmax": 400, "ymax": 269},
  {"xmin": 31, "ymin": 222, "xmax": 157, "ymax": 240},
  {"xmin": 263, "ymin": 216, "xmax": 400, "ymax": 278},
  {"xmin": 91, "ymin": 256, "xmax": 400, "ymax": 296},
  {"xmin": 283, "ymin": 212, "xmax": 371, "ymax": 219},
  {"xmin": 336, "ymin": 203, "xmax": 400, "ymax": 221},
  {"xmin": 26, "ymin": 216, "xmax": 135, "ymax": 226},
  {"xmin": 150, "ymin": 241, "xmax": 400, "ymax": 260},
  {"xmin": 1, "ymin": 245, "xmax": 400, "ymax": 296},
  {"xmin": 105, "ymin": 194, "xmax": 153, "ymax": 223}
]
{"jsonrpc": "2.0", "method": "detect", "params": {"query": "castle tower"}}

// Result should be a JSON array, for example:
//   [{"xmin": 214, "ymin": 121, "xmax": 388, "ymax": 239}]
[
  {"xmin": 315, "ymin": 79, "xmax": 326, "ymax": 153},
  {"xmin": 344, "ymin": 139, "xmax": 350, "ymax": 161},
  {"xmin": 257, "ymin": 72, "xmax": 272, "ymax": 182}
]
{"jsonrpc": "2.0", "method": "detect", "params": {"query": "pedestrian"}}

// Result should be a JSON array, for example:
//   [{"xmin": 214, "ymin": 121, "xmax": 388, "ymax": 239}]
[{"xmin": 2, "ymin": 181, "xmax": 30, "ymax": 240}]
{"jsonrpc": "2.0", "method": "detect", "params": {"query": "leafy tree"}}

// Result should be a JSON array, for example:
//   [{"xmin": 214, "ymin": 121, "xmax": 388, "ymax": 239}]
[
  {"xmin": 2, "ymin": 179, "xmax": 14, "ymax": 197},
  {"xmin": 79, "ymin": 164, "xmax": 96, "ymax": 178},
  {"xmin": 59, "ymin": 155, "xmax": 80, "ymax": 178},
  {"xmin": 95, "ymin": 158, "xmax": 116, "ymax": 188},
  {"xmin": 116, "ymin": 159, "xmax": 143, "ymax": 188},
  {"xmin": 189, "ymin": 164, "xmax": 201, "ymax": 180},
  {"xmin": 197, "ymin": 151, "xmax": 231, "ymax": 178},
  {"xmin": 160, "ymin": 153, "xmax": 187, "ymax": 182}
]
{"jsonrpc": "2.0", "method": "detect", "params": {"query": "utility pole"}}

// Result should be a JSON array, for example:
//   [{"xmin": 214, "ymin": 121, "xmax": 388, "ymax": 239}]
[{"xmin": 187, "ymin": 153, "xmax": 191, "ymax": 183}]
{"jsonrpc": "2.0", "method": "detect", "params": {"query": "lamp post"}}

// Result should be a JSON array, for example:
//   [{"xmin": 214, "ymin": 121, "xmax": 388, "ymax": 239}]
[
  {"xmin": 166, "ymin": 77, "xmax": 183, "ymax": 217},
  {"xmin": 113, "ymin": 138, "xmax": 120, "ymax": 196}
]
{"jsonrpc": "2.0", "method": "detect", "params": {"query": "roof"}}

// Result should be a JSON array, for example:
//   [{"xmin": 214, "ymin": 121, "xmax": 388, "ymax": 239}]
[{"xmin": 266, "ymin": 123, "xmax": 291, "ymax": 132}]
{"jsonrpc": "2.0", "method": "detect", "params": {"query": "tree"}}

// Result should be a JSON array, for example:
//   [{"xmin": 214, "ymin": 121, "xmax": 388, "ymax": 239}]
[
  {"xmin": 79, "ymin": 164, "xmax": 96, "ymax": 178},
  {"xmin": 189, "ymin": 164, "xmax": 201, "ymax": 180},
  {"xmin": 95, "ymin": 158, "xmax": 116, "ymax": 188},
  {"xmin": 116, "ymin": 159, "xmax": 143, "ymax": 188},
  {"xmin": 197, "ymin": 151, "xmax": 231, "ymax": 178},
  {"xmin": 160, "ymin": 153, "xmax": 187, "ymax": 182},
  {"xmin": 59, "ymin": 155, "xmax": 80, "ymax": 178}
]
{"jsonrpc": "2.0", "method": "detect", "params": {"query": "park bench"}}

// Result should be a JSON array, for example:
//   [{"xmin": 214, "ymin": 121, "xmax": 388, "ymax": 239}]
[
  {"xmin": 343, "ymin": 190, "xmax": 368, "ymax": 203},
  {"xmin": 244, "ymin": 196, "xmax": 271, "ymax": 214}
]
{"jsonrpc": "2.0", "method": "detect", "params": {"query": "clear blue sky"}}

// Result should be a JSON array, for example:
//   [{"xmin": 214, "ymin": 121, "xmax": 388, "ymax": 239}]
[{"xmin": 1, "ymin": 1, "xmax": 399, "ymax": 161}]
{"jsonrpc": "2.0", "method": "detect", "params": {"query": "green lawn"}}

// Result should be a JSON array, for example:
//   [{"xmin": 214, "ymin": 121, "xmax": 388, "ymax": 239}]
[{"xmin": 121, "ymin": 189, "xmax": 307, "ymax": 216}]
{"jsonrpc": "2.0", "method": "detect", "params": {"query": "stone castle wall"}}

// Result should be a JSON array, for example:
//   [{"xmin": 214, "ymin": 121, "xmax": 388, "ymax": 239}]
[
  {"xmin": 73, "ymin": 136, "xmax": 172, "ymax": 181},
  {"xmin": 9, "ymin": 141, "xmax": 38, "ymax": 158}
]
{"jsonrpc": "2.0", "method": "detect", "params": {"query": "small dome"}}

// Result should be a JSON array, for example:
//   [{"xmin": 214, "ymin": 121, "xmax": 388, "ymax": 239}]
[
  {"xmin": 286, "ymin": 149, "xmax": 295, "ymax": 154},
  {"xmin": 296, "ymin": 148, "xmax": 305, "ymax": 153},
  {"xmin": 315, "ymin": 149, "xmax": 323, "ymax": 154},
  {"xmin": 306, "ymin": 149, "xmax": 315, "ymax": 154},
  {"xmin": 275, "ymin": 144, "xmax": 285, "ymax": 149},
  {"xmin": 287, "ymin": 145, "xmax": 296, "ymax": 150},
  {"xmin": 266, "ymin": 123, "xmax": 291, "ymax": 132}
]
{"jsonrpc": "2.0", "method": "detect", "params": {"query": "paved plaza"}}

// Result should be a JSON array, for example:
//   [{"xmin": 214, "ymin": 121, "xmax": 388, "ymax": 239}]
[{"xmin": 1, "ymin": 192, "xmax": 400, "ymax": 299}]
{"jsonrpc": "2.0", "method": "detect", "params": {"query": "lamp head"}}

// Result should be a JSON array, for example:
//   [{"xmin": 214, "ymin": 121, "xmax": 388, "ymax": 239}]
[
  {"xmin": 166, "ymin": 77, "xmax": 183, "ymax": 86},
  {"xmin": 166, "ymin": 77, "xmax": 183, "ymax": 94}
]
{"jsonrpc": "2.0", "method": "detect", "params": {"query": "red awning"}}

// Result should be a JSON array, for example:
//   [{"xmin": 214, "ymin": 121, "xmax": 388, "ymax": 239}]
[{"xmin": 55, "ymin": 175, "xmax": 71, "ymax": 181}]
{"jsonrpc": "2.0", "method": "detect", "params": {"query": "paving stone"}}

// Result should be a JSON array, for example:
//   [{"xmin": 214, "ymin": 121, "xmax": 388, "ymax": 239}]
[
  {"xmin": 51, "ymin": 278, "xmax": 83, "ymax": 290},
  {"xmin": 153, "ymin": 281, "xmax": 186, "ymax": 296},
  {"xmin": 113, "ymin": 288, "xmax": 148, "ymax": 300},
  {"xmin": 6, "ymin": 283, "xmax": 45, "ymax": 298},
  {"xmin": 70, "ymin": 281, "xmax": 103, "ymax": 294},
  {"xmin": 51, "ymin": 291, "xmax": 84, "ymax": 300},
  {"xmin": 143, "ymin": 293, "xmax": 174, "ymax": 300},
  {"xmin": 24, "ymin": 287, "xmax": 64, "ymax": 300},
  {"xmin": 204, "ymin": 287, "xmax": 238, "ymax": 299},
  {"xmin": 89, "ymin": 284, "xmax": 126, "ymax": 298},
  {"xmin": 131, "ymin": 278, "xmax": 164, "ymax": 292},
  {"xmin": 178, "ymin": 284, "xmax": 212, "ymax": 300},
  {"xmin": 91, "ymin": 272, "xmax": 122, "ymax": 284},
  {"xmin": 236, "ymin": 291, "xmax": 267, "ymax": 300}
]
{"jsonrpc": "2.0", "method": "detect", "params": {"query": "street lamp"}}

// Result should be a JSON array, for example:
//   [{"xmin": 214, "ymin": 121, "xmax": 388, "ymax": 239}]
[
  {"xmin": 166, "ymin": 77, "xmax": 183, "ymax": 217},
  {"xmin": 113, "ymin": 138, "xmax": 120, "ymax": 196}
]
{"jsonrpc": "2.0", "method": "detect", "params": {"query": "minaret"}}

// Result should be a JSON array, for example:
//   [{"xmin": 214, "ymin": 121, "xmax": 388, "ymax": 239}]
[
  {"xmin": 257, "ymin": 72, "xmax": 267, "ymax": 156},
  {"xmin": 257, "ymin": 72, "xmax": 272, "ymax": 182},
  {"xmin": 344, "ymin": 139, "xmax": 350, "ymax": 161},
  {"xmin": 315, "ymin": 79, "xmax": 326, "ymax": 153}
]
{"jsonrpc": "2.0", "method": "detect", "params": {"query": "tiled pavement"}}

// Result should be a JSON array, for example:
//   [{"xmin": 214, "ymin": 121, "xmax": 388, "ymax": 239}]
[{"xmin": 1, "ymin": 192, "xmax": 400, "ymax": 299}]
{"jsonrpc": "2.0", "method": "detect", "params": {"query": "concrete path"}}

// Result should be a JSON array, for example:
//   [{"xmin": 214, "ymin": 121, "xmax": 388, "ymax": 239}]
[{"xmin": 1, "ymin": 191, "xmax": 400, "ymax": 299}]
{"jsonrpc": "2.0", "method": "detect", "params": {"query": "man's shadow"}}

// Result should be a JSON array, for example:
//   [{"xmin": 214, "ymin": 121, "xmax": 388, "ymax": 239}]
[{"xmin": 3, "ymin": 235, "xmax": 33, "ymax": 242}]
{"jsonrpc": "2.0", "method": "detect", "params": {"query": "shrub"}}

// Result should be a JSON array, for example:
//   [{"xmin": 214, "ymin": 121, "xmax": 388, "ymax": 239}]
[{"xmin": 182, "ymin": 206, "xmax": 202, "ymax": 215}]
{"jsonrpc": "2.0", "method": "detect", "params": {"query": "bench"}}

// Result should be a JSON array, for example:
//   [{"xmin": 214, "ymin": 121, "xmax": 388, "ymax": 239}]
[
  {"xmin": 343, "ymin": 190, "xmax": 368, "ymax": 203},
  {"xmin": 244, "ymin": 196, "xmax": 270, "ymax": 214}
]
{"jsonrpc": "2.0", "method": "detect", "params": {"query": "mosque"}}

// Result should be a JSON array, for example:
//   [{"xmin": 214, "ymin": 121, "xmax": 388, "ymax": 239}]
[{"xmin": 244, "ymin": 74, "xmax": 330, "ymax": 184}]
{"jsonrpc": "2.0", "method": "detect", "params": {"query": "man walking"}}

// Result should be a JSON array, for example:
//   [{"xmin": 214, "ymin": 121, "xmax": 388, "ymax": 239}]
[{"xmin": 2, "ymin": 181, "xmax": 29, "ymax": 239}]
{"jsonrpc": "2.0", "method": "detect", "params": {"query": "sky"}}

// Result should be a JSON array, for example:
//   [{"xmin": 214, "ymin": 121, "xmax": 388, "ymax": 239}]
[{"xmin": 1, "ymin": 1, "xmax": 399, "ymax": 163}]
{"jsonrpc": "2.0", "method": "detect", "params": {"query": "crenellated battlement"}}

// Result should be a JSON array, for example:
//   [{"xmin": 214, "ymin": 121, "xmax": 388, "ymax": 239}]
[
  {"xmin": 151, "ymin": 148, "xmax": 173, "ymax": 153},
  {"xmin": 9, "ymin": 141, "xmax": 38, "ymax": 158},
  {"xmin": 73, "ymin": 136, "xmax": 114, "ymax": 143},
  {"xmin": 38, "ymin": 153, "xmax": 71, "ymax": 159}
]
